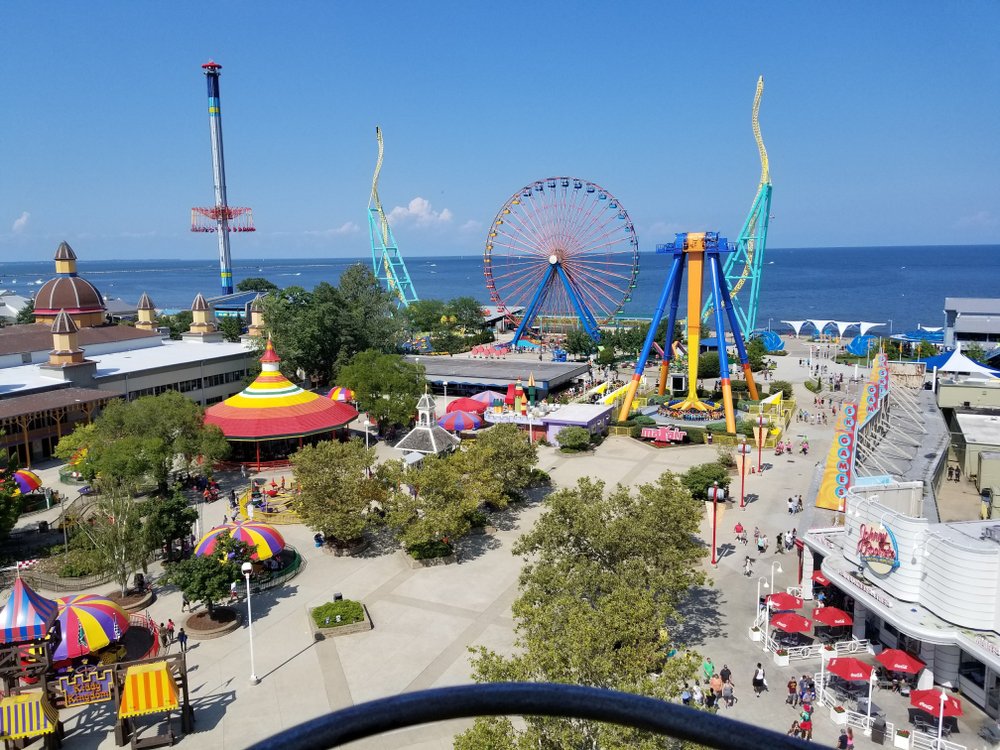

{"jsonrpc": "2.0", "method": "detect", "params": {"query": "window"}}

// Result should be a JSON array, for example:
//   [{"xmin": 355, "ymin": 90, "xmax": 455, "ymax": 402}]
[{"xmin": 959, "ymin": 651, "xmax": 985, "ymax": 689}]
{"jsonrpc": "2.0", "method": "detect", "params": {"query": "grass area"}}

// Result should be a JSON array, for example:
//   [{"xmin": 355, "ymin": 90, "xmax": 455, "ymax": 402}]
[
  {"xmin": 804, "ymin": 379, "xmax": 822, "ymax": 393},
  {"xmin": 312, "ymin": 600, "xmax": 365, "ymax": 629},
  {"xmin": 407, "ymin": 540, "xmax": 454, "ymax": 560}
]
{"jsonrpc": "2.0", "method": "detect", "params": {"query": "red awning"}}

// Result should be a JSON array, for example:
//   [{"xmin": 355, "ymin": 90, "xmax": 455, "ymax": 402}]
[{"xmin": 812, "ymin": 570, "xmax": 831, "ymax": 586}]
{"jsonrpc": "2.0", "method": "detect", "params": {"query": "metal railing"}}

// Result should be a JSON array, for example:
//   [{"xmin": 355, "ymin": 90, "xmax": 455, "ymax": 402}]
[
  {"xmin": 243, "ymin": 682, "xmax": 816, "ymax": 750},
  {"xmin": 846, "ymin": 709, "xmax": 894, "ymax": 736},
  {"xmin": 250, "ymin": 546, "xmax": 305, "ymax": 595},
  {"xmin": 911, "ymin": 729, "xmax": 966, "ymax": 750},
  {"xmin": 20, "ymin": 568, "xmax": 113, "ymax": 594}
]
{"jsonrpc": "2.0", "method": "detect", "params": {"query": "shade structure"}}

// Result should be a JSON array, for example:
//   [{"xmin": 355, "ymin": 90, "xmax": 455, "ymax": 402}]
[
  {"xmin": 811, "ymin": 570, "xmax": 831, "ymax": 586},
  {"xmin": 910, "ymin": 689, "xmax": 962, "ymax": 717},
  {"xmin": 0, "ymin": 693, "xmax": 59, "ymax": 740},
  {"xmin": 446, "ymin": 397, "xmax": 488, "ymax": 415},
  {"xmin": 0, "ymin": 578, "xmax": 58, "ymax": 645},
  {"xmin": 118, "ymin": 662, "xmax": 179, "ymax": 718},
  {"xmin": 826, "ymin": 657, "xmax": 873, "ymax": 682},
  {"xmin": 437, "ymin": 410, "xmax": 483, "ymax": 432},
  {"xmin": 204, "ymin": 340, "xmax": 358, "ymax": 441},
  {"xmin": 812, "ymin": 606, "xmax": 853, "ymax": 627},
  {"xmin": 470, "ymin": 390, "xmax": 505, "ymax": 406},
  {"xmin": 876, "ymin": 648, "xmax": 925, "ymax": 674},
  {"xmin": 11, "ymin": 469, "xmax": 42, "ymax": 495},
  {"xmin": 767, "ymin": 592, "xmax": 804, "ymax": 611},
  {"xmin": 327, "ymin": 386, "xmax": 355, "ymax": 402},
  {"xmin": 194, "ymin": 521, "xmax": 285, "ymax": 561},
  {"xmin": 770, "ymin": 612, "xmax": 812, "ymax": 634},
  {"xmin": 53, "ymin": 594, "xmax": 129, "ymax": 661}
]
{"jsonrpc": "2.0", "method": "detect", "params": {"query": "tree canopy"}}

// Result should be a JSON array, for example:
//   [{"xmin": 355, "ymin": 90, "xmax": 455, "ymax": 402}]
[
  {"xmin": 164, "ymin": 531, "xmax": 255, "ymax": 617},
  {"xmin": 680, "ymin": 461, "xmax": 731, "ymax": 500},
  {"xmin": 456, "ymin": 475, "xmax": 705, "ymax": 749},
  {"xmin": 462, "ymin": 424, "xmax": 537, "ymax": 506},
  {"xmin": 76, "ymin": 489, "xmax": 149, "ymax": 596},
  {"xmin": 16, "ymin": 300, "xmax": 34, "ymax": 325},
  {"xmin": 564, "ymin": 328, "xmax": 597, "ymax": 359},
  {"xmin": 338, "ymin": 351, "xmax": 425, "ymax": 429},
  {"xmin": 55, "ymin": 390, "xmax": 229, "ymax": 494},
  {"xmin": 236, "ymin": 277, "xmax": 279, "ymax": 292},
  {"xmin": 143, "ymin": 491, "xmax": 198, "ymax": 563},
  {"xmin": 0, "ymin": 455, "xmax": 24, "ymax": 539},
  {"xmin": 291, "ymin": 440, "xmax": 386, "ymax": 544},
  {"xmin": 385, "ymin": 455, "xmax": 477, "ymax": 551}
]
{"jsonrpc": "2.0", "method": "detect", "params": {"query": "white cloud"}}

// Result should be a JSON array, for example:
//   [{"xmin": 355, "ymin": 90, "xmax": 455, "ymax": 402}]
[
  {"xmin": 460, "ymin": 219, "xmax": 483, "ymax": 232},
  {"xmin": 304, "ymin": 221, "xmax": 360, "ymax": 237},
  {"xmin": 955, "ymin": 210, "xmax": 998, "ymax": 230},
  {"xmin": 11, "ymin": 212, "xmax": 30, "ymax": 233},
  {"xmin": 646, "ymin": 221, "xmax": 684, "ymax": 240},
  {"xmin": 387, "ymin": 197, "xmax": 453, "ymax": 227}
]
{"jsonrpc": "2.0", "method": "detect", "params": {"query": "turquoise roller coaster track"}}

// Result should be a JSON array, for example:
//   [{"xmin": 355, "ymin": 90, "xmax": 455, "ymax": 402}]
[{"xmin": 369, "ymin": 127, "xmax": 418, "ymax": 307}]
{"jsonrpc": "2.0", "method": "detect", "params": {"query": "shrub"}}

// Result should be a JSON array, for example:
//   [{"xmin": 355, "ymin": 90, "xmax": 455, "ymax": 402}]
[
  {"xmin": 769, "ymin": 380, "xmax": 794, "ymax": 399},
  {"xmin": 407, "ymin": 540, "xmax": 454, "ymax": 560},
  {"xmin": 804, "ymin": 379, "xmax": 822, "ymax": 393},
  {"xmin": 312, "ymin": 599, "xmax": 364, "ymax": 629},
  {"xmin": 729, "ymin": 380, "xmax": 750, "ymax": 394},
  {"xmin": 633, "ymin": 415, "xmax": 656, "ymax": 426},
  {"xmin": 528, "ymin": 468, "xmax": 551, "ymax": 485},
  {"xmin": 465, "ymin": 509, "xmax": 489, "ymax": 528},
  {"xmin": 556, "ymin": 426, "xmax": 592, "ymax": 452},
  {"xmin": 681, "ymin": 462, "xmax": 731, "ymax": 501},
  {"xmin": 698, "ymin": 352, "xmax": 721, "ymax": 379},
  {"xmin": 715, "ymin": 446, "xmax": 736, "ymax": 469},
  {"xmin": 684, "ymin": 427, "xmax": 706, "ymax": 444}
]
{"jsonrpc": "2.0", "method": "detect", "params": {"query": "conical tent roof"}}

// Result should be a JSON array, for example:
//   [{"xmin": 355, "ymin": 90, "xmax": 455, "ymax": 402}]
[
  {"xmin": 920, "ymin": 347, "xmax": 1000, "ymax": 377},
  {"xmin": 204, "ymin": 340, "xmax": 358, "ymax": 440},
  {"xmin": 0, "ymin": 578, "xmax": 58, "ymax": 644}
]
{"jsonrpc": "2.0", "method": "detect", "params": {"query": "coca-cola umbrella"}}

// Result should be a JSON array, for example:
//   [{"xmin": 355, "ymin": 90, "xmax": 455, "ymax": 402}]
[
  {"xmin": 826, "ymin": 657, "xmax": 873, "ymax": 682},
  {"xmin": 813, "ymin": 606, "xmax": 853, "ymax": 627},
  {"xmin": 910, "ymin": 689, "xmax": 962, "ymax": 718},
  {"xmin": 876, "ymin": 648, "xmax": 925, "ymax": 674},
  {"xmin": 767, "ymin": 592, "xmax": 804, "ymax": 611},
  {"xmin": 811, "ymin": 570, "xmax": 831, "ymax": 586},
  {"xmin": 770, "ymin": 612, "xmax": 812, "ymax": 634}
]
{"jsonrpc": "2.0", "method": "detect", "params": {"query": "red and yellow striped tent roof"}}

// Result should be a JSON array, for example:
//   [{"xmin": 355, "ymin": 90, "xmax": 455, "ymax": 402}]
[
  {"xmin": 204, "ymin": 340, "xmax": 358, "ymax": 440},
  {"xmin": 0, "ymin": 692, "xmax": 59, "ymax": 740},
  {"xmin": 118, "ymin": 662, "xmax": 179, "ymax": 719}
]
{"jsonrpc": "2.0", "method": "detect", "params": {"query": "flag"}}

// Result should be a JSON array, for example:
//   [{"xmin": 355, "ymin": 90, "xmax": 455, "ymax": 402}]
[
  {"xmin": 77, "ymin": 622, "xmax": 88, "ymax": 648},
  {"xmin": 16, "ymin": 560, "xmax": 38, "ymax": 570},
  {"xmin": 112, "ymin": 619, "xmax": 122, "ymax": 642}
]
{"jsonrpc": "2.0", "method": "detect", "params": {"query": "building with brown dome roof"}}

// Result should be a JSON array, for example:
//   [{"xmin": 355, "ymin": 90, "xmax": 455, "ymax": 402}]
[{"xmin": 33, "ymin": 242, "xmax": 106, "ymax": 328}]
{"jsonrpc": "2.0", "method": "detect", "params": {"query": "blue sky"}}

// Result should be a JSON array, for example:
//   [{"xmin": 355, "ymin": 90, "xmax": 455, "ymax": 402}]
[{"xmin": 1, "ymin": 2, "xmax": 998, "ymax": 261}]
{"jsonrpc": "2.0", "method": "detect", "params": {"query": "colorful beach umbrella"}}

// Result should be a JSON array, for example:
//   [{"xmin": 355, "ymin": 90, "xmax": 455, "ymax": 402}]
[
  {"xmin": 53, "ymin": 594, "xmax": 129, "ymax": 661},
  {"xmin": 194, "ymin": 521, "xmax": 286, "ymax": 561},
  {"xmin": 826, "ymin": 657, "xmax": 873, "ymax": 682},
  {"xmin": 437, "ymin": 410, "xmax": 482, "ymax": 432},
  {"xmin": 327, "ymin": 386, "xmax": 355, "ymax": 402},
  {"xmin": 812, "ymin": 606, "xmax": 853, "ymax": 627},
  {"xmin": 446, "ymin": 397, "xmax": 488, "ymax": 415},
  {"xmin": 767, "ymin": 592, "xmax": 804, "ymax": 611},
  {"xmin": 910, "ymin": 689, "xmax": 962, "ymax": 718},
  {"xmin": 470, "ymin": 390, "xmax": 505, "ymax": 406},
  {"xmin": 876, "ymin": 648, "xmax": 925, "ymax": 674},
  {"xmin": 0, "ymin": 578, "xmax": 58, "ymax": 645},
  {"xmin": 12, "ymin": 470, "xmax": 42, "ymax": 496},
  {"xmin": 770, "ymin": 612, "xmax": 812, "ymax": 634}
]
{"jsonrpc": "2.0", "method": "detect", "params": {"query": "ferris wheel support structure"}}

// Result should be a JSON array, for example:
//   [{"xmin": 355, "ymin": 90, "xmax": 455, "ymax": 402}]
[
  {"xmin": 369, "ymin": 127, "xmax": 418, "ymax": 307},
  {"xmin": 702, "ymin": 76, "xmax": 773, "ymax": 333}
]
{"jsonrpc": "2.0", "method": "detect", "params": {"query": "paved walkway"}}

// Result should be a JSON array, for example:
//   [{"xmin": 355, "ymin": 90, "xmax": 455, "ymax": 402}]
[{"xmin": 8, "ymin": 340, "xmax": 984, "ymax": 749}]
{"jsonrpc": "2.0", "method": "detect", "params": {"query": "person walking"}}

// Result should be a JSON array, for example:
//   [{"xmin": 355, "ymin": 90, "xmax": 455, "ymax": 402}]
[
  {"xmin": 744, "ymin": 555, "xmax": 753, "ymax": 577},
  {"xmin": 722, "ymin": 680, "xmax": 736, "ymax": 707},
  {"xmin": 181, "ymin": 595, "xmax": 190, "ymax": 613},
  {"xmin": 799, "ymin": 714, "xmax": 813, "ymax": 741},
  {"xmin": 719, "ymin": 664, "xmax": 732, "ymax": 684},
  {"xmin": 177, "ymin": 628, "xmax": 189, "ymax": 653},
  {"xmin": 837, "ymin": 729, "xmax": 848, "ymax": 749},
  {"xmin": 786, "ymin": 677, "xmax": 798, "ymax": 706},
  {"xmin": 240, "ymin": 463, "xmax": 247, "ymax": 479},
  {"xmin": 752, "ymin": 663, "xmax": 767, "ymax": 697},
  {"xmin": 166, "ymin": 619, "xmax": 176, "ymax": 643},
  {"xmin": 702, "ymin": 657, "xmax": 715, "ymax": 683},
  {"xmin": 159, "ymin": 624, "xmax": 169, "ymax": 650}
]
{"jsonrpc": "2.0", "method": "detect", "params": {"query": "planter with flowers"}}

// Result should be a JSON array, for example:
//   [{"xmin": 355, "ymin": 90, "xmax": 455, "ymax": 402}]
[
  {"xmin": 893, "ymin": 730, "xmax": 911, "ymax": 749},
  {"xmin": 748, "ymin": 626, "xmax": 762, "ymax": 642},
  {"xmin": 830, "ymin": 705, "xmax": 848, "ymax": 725},
  {"xmin": 773, "ymin": 649, "xmax": 790, "ymax": 667},
  {"xmin": 821, "ymin": 644, "xmax": 836, "ymax": 660}
]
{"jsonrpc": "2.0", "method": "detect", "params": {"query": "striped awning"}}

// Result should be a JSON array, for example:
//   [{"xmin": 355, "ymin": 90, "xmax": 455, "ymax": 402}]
[
  {"xmin": 118, "ymin": 662, "xmax": 179, "ymax": 719},
  {"xmin": 0, "ymin": 692, "xmax": 59, "ymax": 740}
]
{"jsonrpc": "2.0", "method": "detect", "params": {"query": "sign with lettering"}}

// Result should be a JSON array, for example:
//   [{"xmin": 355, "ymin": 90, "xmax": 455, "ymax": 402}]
[
  {"xmin": 856, "ymin": 523, "xmax": 900, "ymax": 576},
  {"xmin": 640, "ymin": 426, "xmax": 687, "ymax": 443},
  {"xmin": 57, "ymin": 668, "xmax": 114, "ymax": 707},
  {"xmin": 816, "ymin": 402, "xmax": 858, "ymax": 511}
]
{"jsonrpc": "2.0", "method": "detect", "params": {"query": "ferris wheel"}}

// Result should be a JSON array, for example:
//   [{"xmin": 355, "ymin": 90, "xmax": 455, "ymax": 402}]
[{"xmin": 483, "ymin": 177, "xmax": 639, "ymax": 344}]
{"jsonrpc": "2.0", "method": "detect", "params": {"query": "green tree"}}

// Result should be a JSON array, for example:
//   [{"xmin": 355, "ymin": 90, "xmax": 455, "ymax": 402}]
[
  {"xmin": 76, "ymin": 489, "xmax": 149, "ymax": 596},
  {"xmin": 456, "ymin": 475, "xmax": 705, "ymax": 750},
  {"xmin": 386, "ymin": 455, "xmax": 476, "ymax": 551},
  {"xmin": 564, "ymin": 328, "xmax": 596, "ymax": 359},
  {"xmin": 0, "ymin": 455, "xmax": 24, "ymax": 539},
  {"xmin": 164, "ymin": 531, "xmax": 255, "ymax": 617},
  {"xmin": 157, "ymin": 310, "xmax": 193, "ymax": 340},
  {"xmin": 596, "ymin": 344, "xmax": 616, "ymax": 366},
  {"xmin": 916, "ymin": 340, "xmax": 937, "ymax": 359},
  {"xmin": 405, "ymin": 299, "xmax": 448, "ymax": 334},
  {"xmin": 291, "ymin": 440, "xmax": 385, "ymax": 545},
  {"xmin": 746, "ymin": 336, "xmax": 768, "ymax": 371},
  {"xmin": 964, "ymin": 342, "xmax": 987, "ymax": 363},
  {"xmin": 447, "ymin": 296, "xmax": 485, "ymax": 332},
  {"xmin": 143, "ymin": 491, "xmax": 198, "ymax": 562},
  {"xmin": 218, "ymin": 314, "xmax": 244, "ymax": 343},
  {"xmin": 55, "ymin": 391, "xmax": 230, "ymax": 494},
  {"xmin": 556, "ymin": 426, "xmax": 591, "ymax": 452},
  {"xmin": 769, "ymin": 379, "xmax": 794, "ymax": 399},
  {"xmin": 680, "ymin": 462, "xmax": 731, "ymax": 501},
  {"xmin": 463, "ymin": 424, "xmax": 538, "ymax": 506},
  {"xmin": 430, "ymin": 329, "xmax": 463, "ymax": 354},
  {"xmin": 236, "ymin": 277, "xmax": 279, "ymax": 293},
  {"xmin": 15, "ymin": 300, "xmax": 34, "ymax": 325},
  {"xmin": 697, "ymin": 351, "xmax": 720, "ymax": 379},
  {"xmin": 338, "ymin": 351, "xmax": 425, "ymax": 430},
  {"xmin": 336, "ymin": 263, "xmax": 402, "ymax": 359},
  {"xmin": 260, "ymin": 285, "xmax": 340, "ymax": 383}
]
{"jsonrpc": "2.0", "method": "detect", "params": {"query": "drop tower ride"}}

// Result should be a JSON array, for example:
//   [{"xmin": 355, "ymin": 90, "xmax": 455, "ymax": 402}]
[{"xmin": 190, "ymin": 60, "xmax": 255, "ymax": 295}]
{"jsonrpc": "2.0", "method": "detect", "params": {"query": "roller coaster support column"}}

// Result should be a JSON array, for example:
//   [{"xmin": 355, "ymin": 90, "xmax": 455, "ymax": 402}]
[
  {"xmin": 656, "ymin": 258, "xmax": 686, "ymax": 397},
  {"xmin": 708, "ymin": 250, "xmax": 737, "ymax": 434},
  {"xmin": 717, "ymin": 266, "xmax": 760, "ymax": 400},
  {"xmin": 617, "ymin": 251, "xmax": 685, "ymax": 422}
]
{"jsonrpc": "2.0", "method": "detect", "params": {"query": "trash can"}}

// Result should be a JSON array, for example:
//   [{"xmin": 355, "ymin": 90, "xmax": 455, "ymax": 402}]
[
  {"xmin": 37, "ymin": 520, "xmax": 49, "ymax": 533},
  {"xmin": 871, "ymin": 716, "xmax": 887, "ymax": 745}
]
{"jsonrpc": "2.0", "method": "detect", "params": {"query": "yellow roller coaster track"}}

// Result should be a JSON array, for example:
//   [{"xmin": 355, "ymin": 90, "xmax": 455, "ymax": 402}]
[
  {"xmin": 370, "ymin": 126, "xmax": 395, "ymax": 290},
  {"xmin": 703, "ymin": 76, "xmax": 769, "ymax": 321}
]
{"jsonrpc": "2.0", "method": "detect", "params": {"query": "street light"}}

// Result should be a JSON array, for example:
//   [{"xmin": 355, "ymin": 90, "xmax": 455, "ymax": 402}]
[
  {"xmin": 767, "ymin": 317, "xmax": 773, "ymax": 332},
  {"xmin": 707, "ymin": 481, "xmax": 725, "ymax": 566},
  {"xmin": 363, "ymin": 420, "xmax": 372, "ymax": 451},
  {"xmin": 756, "ymin": 577, "xmax": 769, "ymax": 651},
  {"xmin": 737, "ymin": 439, "xmax": 752, "ymax": 509},
  {"xmin": 770, "ymin": 561, "xmax": 783, "ymax": 593},
  {"xmin": 241, "ymin": 562, "xmax": 259, "ymax": 685},
  {"xmin": 864, "ymin": 671, "xmax": 877, "ymax": 735},
  {"xmin": 754, "ymin": 415, "xmax": 767, "ymax": 473},
  {"xmin": 443, "ymin": 381, "xmax": 448, "ymax": 400}
]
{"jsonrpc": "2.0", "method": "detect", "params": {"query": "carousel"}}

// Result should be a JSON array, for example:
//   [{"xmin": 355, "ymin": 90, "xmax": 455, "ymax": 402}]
[{"xmin": 204, "ymin": 339, "xmax": 359, "ymax": 469}]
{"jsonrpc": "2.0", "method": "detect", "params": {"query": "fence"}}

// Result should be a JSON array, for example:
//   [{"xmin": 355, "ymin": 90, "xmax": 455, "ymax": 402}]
[
  {"xmin": 130, "ymin": 613, "xmax": 160, "ymax": 660},
  {"xmin": 846, "ymin": 710, "xmax": 894, "ymax": 737},
  {"xmin": 250, "ymin": 546, "xmax": 305, "ymax": 595},
  {"xmin": 20, "ymin": 568, "xmax": 114, "ymax": 594},
  {"xmin": 910, "ymin": 730, "xmax": 965, "ymax": 750}
]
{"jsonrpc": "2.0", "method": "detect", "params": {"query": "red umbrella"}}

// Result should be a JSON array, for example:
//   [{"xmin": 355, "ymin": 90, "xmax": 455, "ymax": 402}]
[
  {"xmin": 446, "ymin": 397, "xmax": 488, "ymax": 415},
  {"xmin": 770, "ymin": 612, "xmax": 812, "ymax": 634},
  {"xmin": 876, "ymin": 649, "xmax": 925, "ymax": 674},
  {"xmin": 813, "ymin": 606, "xmax": 853, "ymax": 627},
  {"xmin": 767, "ymin": 592, "xmax": 804, "ymax": 610},
  {"xmin": 812, "ymin": 570, "xmax": 830, "ymax": 586},
  {"xmin": 910, "ymin": 689, "xmax": 962, "ymax": 718},
  {"xmin": 826, "ymin": 657, "xmax": 873, "ymax": 682}
]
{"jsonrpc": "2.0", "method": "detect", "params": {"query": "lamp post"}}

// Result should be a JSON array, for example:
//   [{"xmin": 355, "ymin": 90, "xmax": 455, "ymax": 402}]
[
  {"xmin": 707, "ymin": 481, "xmax": 724, "ymax": 566},
  {"xmin": 363, "ymin": 420, "xmax": 372, "ymax": 451},
  {"xmin": 737, "ymin": 439, "xmax": 751, "ymax": 509},
  {"xmin": 936, "ymin": 689, "xmax": 947, "ymax": 748},
  {"xmin": 770, "ymin": 561, "xmax": 783, "ymax": 594},
  {"xmin": 888, "ymin": 319, "xmax": 893, "ymax": 336},
  {"xmin": 754, "ymin": 415, "xmax": 767, "ymax": 473},
  {"xmin": 443, "ymin": 381, "xmax": 448, "ymax": 400},
  {"xmin": 241, "ymin": 562, "xmax": 259, "ymax": 685},
  {"xmin": 756, "ymin": 577, "xmax": 770, "ymax": 651},
  {"xmin": 864, "ymin": 671, "xmax": 877, "ymax": 735},
  {"xmin": 767, "ymin": 317, "xmax": 773, "ymax": 332}
]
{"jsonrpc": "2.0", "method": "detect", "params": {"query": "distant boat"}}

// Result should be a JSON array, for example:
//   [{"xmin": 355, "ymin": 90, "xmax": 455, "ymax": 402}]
[{"xmin": 32, "ymin": 278, "xmax": 42, "ymax": 284}]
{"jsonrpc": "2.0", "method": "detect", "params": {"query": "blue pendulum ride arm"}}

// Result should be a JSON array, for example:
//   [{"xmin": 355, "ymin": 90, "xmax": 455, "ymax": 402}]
[
  {"xmin": 709, "ymin": 252, "xmax": 737, "ymax": 433},
  {"xmin": 511, "ymin": 264, "xmax": 556, "ymax": 346},
  {"xmin": 656, "ymin": 252, "xmax": 687, "ymax": 395},
  {"xmin": 716, "ymin": 258, "xmax": 760, "ymax": 400},
  {"xmin": 554, "ymin": 263, "xmax": 601, "ymax": 342}
]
